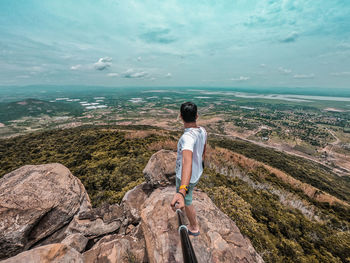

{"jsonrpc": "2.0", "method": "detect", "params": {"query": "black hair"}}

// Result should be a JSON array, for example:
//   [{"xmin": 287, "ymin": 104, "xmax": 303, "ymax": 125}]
[{"xmin": 180, "ymin": 102, "xmax": 197, "ymax": 123}]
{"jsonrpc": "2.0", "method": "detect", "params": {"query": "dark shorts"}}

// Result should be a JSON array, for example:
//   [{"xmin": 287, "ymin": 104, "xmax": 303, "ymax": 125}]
[{"xmin": 176, "ymin": 177, "xmax": 198, "ymax": 206}]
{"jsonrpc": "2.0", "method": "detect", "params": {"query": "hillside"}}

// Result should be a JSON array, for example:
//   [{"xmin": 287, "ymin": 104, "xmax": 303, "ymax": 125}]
[
  {"xmin": 0, "ymin": 125, "xmax": 349, "ymax": 262},
  {"xmin": 210, "ymin": 136, "xmax": 350, "ymax": 203},
  {"xmin": 0, "ymin": 98, "xmax": 83, "ymax": 123}
]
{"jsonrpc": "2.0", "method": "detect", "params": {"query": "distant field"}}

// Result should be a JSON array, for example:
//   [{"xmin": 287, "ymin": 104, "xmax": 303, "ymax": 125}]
[{"xmin": 0, "ymin": 98, "xmax": 83, "ymax": 123}]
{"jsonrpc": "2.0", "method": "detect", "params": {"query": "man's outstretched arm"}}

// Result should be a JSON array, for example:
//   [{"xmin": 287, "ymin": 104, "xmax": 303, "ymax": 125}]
[{"xmin": 170, "ymin": 150, "xmax": 193, "ymax": 211}]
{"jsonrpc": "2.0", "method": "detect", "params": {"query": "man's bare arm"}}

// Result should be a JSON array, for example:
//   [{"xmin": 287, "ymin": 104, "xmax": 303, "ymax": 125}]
[
  {"xmin": 180, "ymin": 150, "xmax": 193, "ymax": 188},
  {"xmin": 170, "ymin": 149, "xmax": 192, "ymax": 210}
]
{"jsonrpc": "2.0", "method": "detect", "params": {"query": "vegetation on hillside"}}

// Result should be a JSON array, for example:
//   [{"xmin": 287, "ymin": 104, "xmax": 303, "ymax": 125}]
[
  {"xmin": 210, "ymin": 136, "xmax": 350, "ymax": 203},
  {"xmin": 0, "ymin": 98, "xmax": 83, "ymax": 123},
  {"xmin": 0, "ymin": 125, "xmax": 163, "ymax": 206},
  {"xmin": 198, "ymin": 170, "xmax": 350, "ymax": 263},
  {"xmin": 1, "ymin": 125, "xmax": 349, "ymax": 262}
]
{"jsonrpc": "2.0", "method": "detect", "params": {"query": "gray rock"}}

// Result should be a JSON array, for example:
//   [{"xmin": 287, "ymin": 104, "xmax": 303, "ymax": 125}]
[
  {"xmin": 64, "ymin": 204, "xmax": 124, "ymax": 239},
  {"xmin": 0, "ymin": 243, "xmax": 84, "ymax": 263},
  {"xmin": 140, "ymin": 187, "xmax": 264, "ymax": 263},
  {"xmin": 83, "ymin": 228, "xmax": 147, "ymax": 263},
  {"xmin": 61, "ymin": 233, "xmax": 88, "ymax": 253},
  {"xmin": 122, "ymin": 182, "xmax": 149, "ymax": 224},
  {"xmin": 0, "ymin": 163, "xmax": 91, "ymax": 260},
  {"xmin": 143, "ymin": 149, "xmax": 177, "ymax": 187}
]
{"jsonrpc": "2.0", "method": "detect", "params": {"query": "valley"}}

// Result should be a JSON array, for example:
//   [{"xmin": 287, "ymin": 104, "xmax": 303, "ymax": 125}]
[
  {"xmin": 1, "ymin": 125, "xmax": 349, "ymax": 262},
  {"xmin": 1, "ymin": 86, "xmax": 349, "ymax": 177}
]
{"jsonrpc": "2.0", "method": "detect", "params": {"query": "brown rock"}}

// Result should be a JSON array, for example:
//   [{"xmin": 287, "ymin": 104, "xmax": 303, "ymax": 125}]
[
  {"xmin": 61, "ymin": 233, "xmax": 88, "ymax": 253},
  {"xmin": 143, "ymin": 149, "xmax": 177, "ymax": 187},
  {"xmin": 78, "ymin": 203, "xmax": 123, "ymax": 224},
  {"xmin": 0, "ymin": 164, "xmax": 91, "ymax": 260},
  {"xmin": 33, "ymin": 224, "xmax": 70, "ymax": 248},
  {"xmin": 125, "ymin": 224, "xmax": 135, "ymax": 235},
  {"xmin": 64, "ymin": 203, "xmax": 124, "ymax": 239},
  {"xmin": 0, "ymin": 243, "xmax": 83, "ymax": 263},
  {"xmin": 83, "ymin": 232, "xmax": 146, "ymax": 263},
  {"xmin": 122, "ymin": 182, "xmax": 149, "ymax": 224},
  {"xmin": 140, "ymin": 187, "xmax": 264, "ymax": 263}
]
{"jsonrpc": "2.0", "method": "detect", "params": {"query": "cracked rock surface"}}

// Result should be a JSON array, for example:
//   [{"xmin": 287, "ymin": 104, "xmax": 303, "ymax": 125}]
[
  {"xmin": 141, "ymin": 187, "xmax": 264, "ymax": 263},
  {"xmin": 0, "ymin": 163, "xmax": 91, "ymax": 260}
]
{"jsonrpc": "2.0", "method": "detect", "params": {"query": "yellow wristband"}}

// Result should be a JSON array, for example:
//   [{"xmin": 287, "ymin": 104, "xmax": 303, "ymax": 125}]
[{"xmin": 179, "ymin": 185, "xmax": 189, "ymax": 193}]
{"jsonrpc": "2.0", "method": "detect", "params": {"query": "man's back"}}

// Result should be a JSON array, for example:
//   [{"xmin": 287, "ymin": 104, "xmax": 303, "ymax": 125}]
[{"xmin": 175, "ymin": 126, "xmax": 207, "ymax": 184}]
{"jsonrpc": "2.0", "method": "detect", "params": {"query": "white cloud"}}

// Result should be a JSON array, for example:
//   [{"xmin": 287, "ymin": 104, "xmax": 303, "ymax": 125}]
[
  {"xmin": 166, "ymin": 72, "xmax": 172, "ymax": 78},
  {"xmin": 29, "ymin": 66, "xmax": 43, "ymax": 72},
  {"xmin": 330, "ymin": 72, "xmax": 350, "ymax": 76},
  {"xmin": 16, "ymin": 75, "xmax": 30, "ymax": 79},
  {"xmin": 230, "ymin": 76, "xmax": 250, "ymax": 81},
  {"xmin": 278, "ymin": 67, "xmax": 292, "ymax": 74},
  {"xmin": 337, "ymin": 42, "xmax": 350, "ymax": 49},
  {"xmin": 293, "ymin": 73, "xmax": 315, "ymax": 79},
  {"xmin": 70, "ymin": 64, "xmax": 81, "ymax": 70},
  {"xmin": 280, "ymin": 31, "xmax": 299, "ymax": 43},
  {"xmin": 107, "ymin": 73, "xmax": 119, "ymax": 77},
  {"xmin": 94, "ymin": 57, "xmax": 112, "ymax": 71},
  {"xmin": 122, "ymin": 68, "xmax": 148, "ymax": 78}
]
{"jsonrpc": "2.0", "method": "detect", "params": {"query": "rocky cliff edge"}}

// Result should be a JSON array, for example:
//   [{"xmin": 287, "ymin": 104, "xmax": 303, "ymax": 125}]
[{"xmin": 0, "ymin": 149, "xmax": 263, "ymax": 263}]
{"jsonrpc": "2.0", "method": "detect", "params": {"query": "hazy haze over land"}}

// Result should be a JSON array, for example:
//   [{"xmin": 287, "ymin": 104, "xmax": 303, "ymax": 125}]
[{"xmin": 0, "ymin": 0, "xmax": 349, "ymax": 88}]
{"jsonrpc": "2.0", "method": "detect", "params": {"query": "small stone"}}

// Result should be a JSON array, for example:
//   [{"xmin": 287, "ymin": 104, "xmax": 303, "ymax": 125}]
[
  {"xmin": 61, "ymin": 233, "xmax": 88, "ymax": 253},
  {"xmin": 126, "ymin": 225, "xmax": 135, "ymax": 235}
]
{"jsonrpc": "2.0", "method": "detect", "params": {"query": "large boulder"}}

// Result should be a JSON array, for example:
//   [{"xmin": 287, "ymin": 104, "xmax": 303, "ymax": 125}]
[
  {"xmin": 0, "ymin": 243, "xmax": 84, "ymax": 263},
  {"xmin": 122, "ymin": 182, "xmax": 150, "ymax": 224},
  {"xmin": 143, "ymin": 149, "xmax": 177, "ymax": 187},
  {"xmin": 140, "ymin": 187, "xmax": 264, "ymax": 263},
  {"xmin": 0, "ymin": 163, "xmax": 91, "ymax": 260}
]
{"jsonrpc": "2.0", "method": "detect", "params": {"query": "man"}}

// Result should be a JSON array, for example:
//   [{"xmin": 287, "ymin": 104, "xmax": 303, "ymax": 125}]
[{"xmin": 170, "ymin": 101, "xmax": 207, "ymax": 236}]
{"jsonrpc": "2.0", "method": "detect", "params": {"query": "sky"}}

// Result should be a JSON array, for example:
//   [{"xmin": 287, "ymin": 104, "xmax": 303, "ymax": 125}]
[{"xmin": 0, "ymin": 0, "xmax": 349, "ymax": 88}]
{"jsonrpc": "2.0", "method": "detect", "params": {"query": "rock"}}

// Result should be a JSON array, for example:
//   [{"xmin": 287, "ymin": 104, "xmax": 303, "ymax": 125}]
[
  {"xmin": 61, "ymin": 233, "xmax": 88, "ymax": 253},
  {"xmin": 125, "ymin": 224, "xmax": 135, "ymax": 235},
  {"xmin": 140, "ymin": 187, "xmax": 264, "ymax": 263},
  {"xmin": 0, "ymin": 243, "xmax": 84, "ymax": 263},
  {"xmin": 0, "ymin": 163, "xmax": 91, "ymax": 260},
  {"xmin": 64, "ymin": 204, "xmax": 124, "ymax": 239},
  {"xmin": 143, "ymin": 149, "xmax": 177, "ymax": 187},
  {"xmin": 78, "ymin": 203, "xmax": 123, "ymax": 224},
  {"xmin": 32, "ymin": 224, "xmax": 70, "ymax": 248},
  {"xmin": 122, "ymin": 182, "xmax": 149, "ymax": 224},
  {"xmin": 83, "ymin": 231, "xmax": 146, "ymax": 263}
]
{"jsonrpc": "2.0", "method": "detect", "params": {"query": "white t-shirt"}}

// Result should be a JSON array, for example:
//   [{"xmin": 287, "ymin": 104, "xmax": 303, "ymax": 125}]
[{"xmin": 175, "ymin": 126, "xmax": 207, "ymax": 184}]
